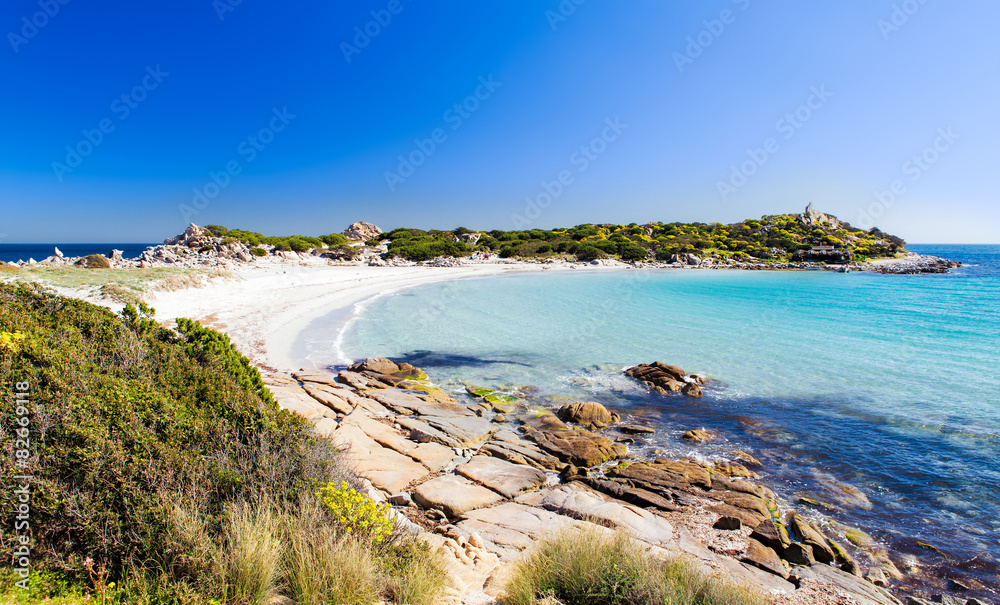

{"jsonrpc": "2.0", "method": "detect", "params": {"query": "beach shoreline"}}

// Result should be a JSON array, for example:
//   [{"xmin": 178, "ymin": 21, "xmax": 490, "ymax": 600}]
[
  {"xmin": 144, "ymin": 262, "xmax": 622, "ymax": 373},
  {"xmin": 15, "ymin": 257, "xmax": 992, "ymax": 603}
]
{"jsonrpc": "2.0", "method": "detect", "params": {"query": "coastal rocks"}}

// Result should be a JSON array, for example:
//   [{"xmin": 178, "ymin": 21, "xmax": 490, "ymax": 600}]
[
  {"xmin": 682, "ymin": 381, "xmax": 703, "ymax": 397},
  {"xmin": 618, "ymin": 424, "xmax": 656, "ymax": 434},
  {"xmin": 456, "ymin": 456, "xmax": 547, "ymax": 499},
  {"xmin": 750, "ymin": 520, "xmax": 792, "ymax": 553},
  {"xmin": 624, "ymin": 362, "xmax": 705, "ymax": 397},
  {"xmin": 790, "ymin": 514, "xmax": 836, "ymax": 564},
  {"xmin": 397, "ymin": 414, "xmax": 497, "ymax": 449},
  {"xmin": 349, "ymin": 356, "xmax": 400, "ymax": 375},
  {"xmin": 481, "ymin": 429, "xmax": 565, "ymax": 471},
  {"xmin": 522, "ymin": 424, "xmax": 627, "ymax": 468},
  {"xmin": 556, "ymin": 401, "xmax": 620, "ymax": 429},
  {"xmin": 863, "ymin": 253, "xmax": 961, "ymax": 274},
  {"xmin": 342, "ymin": 221, "xmax": 382, "ymax": 241},
  {"xmin": 682, "ymin": 428, "xmax": 714, "ymax": 442},
  {"xmin": 793, "ymin": 563, "xmax": 903, "ymax": 605},
  {"xmin": 413, "ymin": 475, "xmax": 503, "ymax": 517},
  {"xmin": 537, "ymin": 483, "xmax": 674, "ymax": 545},
  {"xmin": 743, "ymin": 539, "xmax": 788, "ymax": 578},
  {"xmin": 610, "ymin": 459, "xmax": 709, "ymax": 491},
  {"xmin": 332, "ymin": 424, "xmax": 430, "ymax": 493}
]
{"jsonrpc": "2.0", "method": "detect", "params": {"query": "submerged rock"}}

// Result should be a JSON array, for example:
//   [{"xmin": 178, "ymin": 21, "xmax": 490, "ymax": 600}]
[{"xmin": 682, "ymin": 428, "xmax": 713, "ymax": 442}]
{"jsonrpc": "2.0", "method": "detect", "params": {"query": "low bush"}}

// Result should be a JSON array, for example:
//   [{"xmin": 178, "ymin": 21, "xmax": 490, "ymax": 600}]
[
  {"xmin": 504, "ymin": 526, "xmax": 765, "ymax": 605},
  {"xmin": 74, "ymin": 254, "xmax": 111, "ymax": 269}
]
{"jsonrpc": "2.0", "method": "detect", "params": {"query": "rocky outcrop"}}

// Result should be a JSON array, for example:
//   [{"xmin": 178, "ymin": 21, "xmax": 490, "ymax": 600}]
[
  {"xmin": 342, "ymin": 221, "xmax": 382, "ymax": 241},
  {"xmin": 862, "ymin": 253, "xmax": 961, "ymax": 274},
  {"xmin": 556, "ymin": 401, "xmax": 620, "ymax": 429},
  {"xmin": 261, "ymin": 359, "xmax": 928, "ymax": 605},
  {"xmin": 624, "ymin": 362, "xmax": 705, "ymax": 397}
]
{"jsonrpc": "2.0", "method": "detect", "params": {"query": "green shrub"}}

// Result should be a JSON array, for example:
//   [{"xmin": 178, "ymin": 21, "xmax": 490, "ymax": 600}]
[
  {"xmin": 320, "ymin": 233, "xmax": 349, "ymax": 246},
  {"xmin": 0, "ymin": 283, "xmax": 347, "ymax": 595},
  {"xmin": 574, "ymin": 245, "xmax": 605, "ymax": 262},
  {"xmin": 505, "ymin": 527, "xmax": 765, "ymax": 605},
  {"xmin": 249, "ymin": 247, "xmax": 267, "ymax": 257}
]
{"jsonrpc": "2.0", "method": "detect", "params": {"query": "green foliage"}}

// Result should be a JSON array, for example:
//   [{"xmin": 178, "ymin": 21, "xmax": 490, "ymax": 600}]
[
  {"xmin": 505, "ymin": 527, "xmax": 765, "ymax": 605},
  {"xmin": 382, "ymin": 228, "xmax": 471, "ymax": 261},
  {"xmin": 206, "ymin": 213, "xmax": 905, "ymax": 265},
  {"xmin": 0, "ymin": 283, "xmax": 347, "ymax": 599},
  {"xmin": 249, "ymin": 247, "xmax": 267, "ymax": 257},
  {"xmin": 319, "ymin": 233, "xmax": 349, "ymax": 246}
]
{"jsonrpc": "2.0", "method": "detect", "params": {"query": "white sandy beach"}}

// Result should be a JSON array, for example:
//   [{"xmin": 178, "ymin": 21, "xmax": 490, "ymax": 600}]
[{"xmin": 146, "ymin": 262, "xmax": 574, "ymax": 372}]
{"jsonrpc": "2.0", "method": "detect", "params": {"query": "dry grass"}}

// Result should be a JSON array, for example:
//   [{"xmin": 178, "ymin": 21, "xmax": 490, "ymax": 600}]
[
  {"xmin": 217, "ymin": 501, "xmax": 285, "ymax": 605},
  {"xmin": 504, "ymin": 526, "xmax": 766, "ymax": 605},
  {"xmin": 3, "ymin": 265, "xmax": 234, "ymax": 297}
]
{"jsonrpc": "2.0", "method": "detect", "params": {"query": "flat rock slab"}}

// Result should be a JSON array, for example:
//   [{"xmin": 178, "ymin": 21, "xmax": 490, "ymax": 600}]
[
  {"xmin": 269, "ymin": 385, "xmax": 336, "ymax": 421},
  {"xmin": 333, "ymin": 424, "xmax": 430, "ymax": 494},
  {"xmin": 408, "ymin": 442, "xmax": 456, "ymax": 472},
  {"xmin": 527, "ymin": 428, "xmax": 627, "ymax": 467},
  {"xmin": 457, "ymin": 456, "xmax": 548, "ymax": 499},
  {"xmin": 370, "ymin": 389, "xmax": 474, "ymax": 418},
  {"xmin": 457, "ymin": 503, "xmax": 589, "ymax": 557},
  {"xmin": 292, "ymin": 370, "xmax": 341, "ymax": 387},
  {"xmin": 397, "ymin": 414, "xmax": 496, "ymax": 449},
  {"xmin": 794, "ymin": 562, "xmax": 903, "ymax": 605},
  {"xmin": 303, "ymin": 384, "xmax": 353, "ymax": 415},
  {"xmin": 538, "ymin": 483, "xmax": 674, "ymax": 545},
  {"xmin": 480, "ymin": 442, "xmax": 564, "ymax": 471},
  {"xmin": 413, "ymin": 475, "xmax": 504, "ymax": 517}
]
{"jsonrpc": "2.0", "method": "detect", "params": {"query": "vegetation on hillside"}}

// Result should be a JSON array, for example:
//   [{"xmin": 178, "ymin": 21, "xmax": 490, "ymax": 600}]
[
  {"xmin": 505, "ymin": 526, "xmax": 765, "ymax": 605},
  {"xmin": 0, "ymin": 284, "xmax": 443, "ymax": 604},
  {"xmin": 203, "ymin": 224, "xmax": 350, "ymax": 253},
  {"xmin": 381, "ymin": 213, "xmax": 904, "ymax": 263}
]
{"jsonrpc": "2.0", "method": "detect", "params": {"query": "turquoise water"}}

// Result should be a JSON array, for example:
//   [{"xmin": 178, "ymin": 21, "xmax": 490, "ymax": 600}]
[{"xmin": 310, "ymin": 245, "xmax": 1000, "ymax": 594}]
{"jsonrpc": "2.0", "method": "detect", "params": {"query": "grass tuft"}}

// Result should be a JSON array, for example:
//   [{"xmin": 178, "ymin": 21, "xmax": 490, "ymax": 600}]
[{"xmin": 504, "ymin": 526, "xmax": 766, "ymax": 605}]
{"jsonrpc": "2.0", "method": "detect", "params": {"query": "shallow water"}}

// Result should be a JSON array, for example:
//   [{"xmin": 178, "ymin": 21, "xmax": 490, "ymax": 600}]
[{"xmin": 305, "ymin": 245, "xmax": 1000, "ymax": 596}]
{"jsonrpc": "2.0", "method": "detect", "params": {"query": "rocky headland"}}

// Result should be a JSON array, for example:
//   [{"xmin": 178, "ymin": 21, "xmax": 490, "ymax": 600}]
[
  {"xmin": 260, "ymin": 356, "xmax": 986, "ymax": 605},
  {"xmin": 2, "ymin": 220, "xmax": 961, "ymax": 275}
]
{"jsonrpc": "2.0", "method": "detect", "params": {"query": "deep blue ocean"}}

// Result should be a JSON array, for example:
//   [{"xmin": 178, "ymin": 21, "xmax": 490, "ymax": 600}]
[
  {"xmin": 0, "ymin": 243, "xmax": 156, "ymax": 264},
  {"xmin": 311, "ymin": 244, "xmax": 1000, "ymax": 596}
]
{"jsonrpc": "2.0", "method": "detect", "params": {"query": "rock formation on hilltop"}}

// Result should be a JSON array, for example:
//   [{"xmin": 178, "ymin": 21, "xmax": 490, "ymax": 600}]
[{"xmin": 342, "ymin": 222, "xmax": 383, "ymax": 241}]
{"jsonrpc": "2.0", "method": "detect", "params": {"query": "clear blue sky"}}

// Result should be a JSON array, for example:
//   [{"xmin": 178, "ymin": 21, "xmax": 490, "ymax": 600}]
[{"xmin": 1, "ymin": 0, "xmax": 997, "ymax": 243}]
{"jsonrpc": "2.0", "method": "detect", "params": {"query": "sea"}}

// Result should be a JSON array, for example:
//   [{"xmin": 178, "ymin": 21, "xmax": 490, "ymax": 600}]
[
  {"xmin": 0, "ymin": 243, "xmax": 157, "ymax": 264},
  {"xmin": 303, "ymin": 244, "xmax": 1000, "ymax": 597}
]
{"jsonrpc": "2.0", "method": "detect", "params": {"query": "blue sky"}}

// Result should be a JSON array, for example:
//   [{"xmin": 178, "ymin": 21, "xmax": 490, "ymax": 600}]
[{"xmin": 1, "ymin": 0, "xmax": 997, "ymax": 243}]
